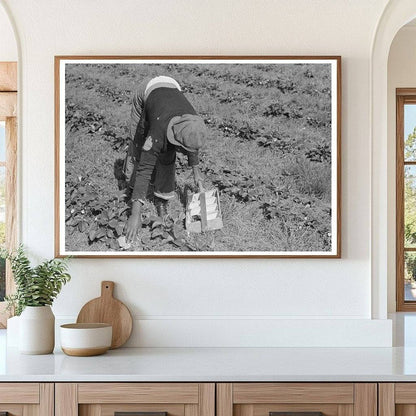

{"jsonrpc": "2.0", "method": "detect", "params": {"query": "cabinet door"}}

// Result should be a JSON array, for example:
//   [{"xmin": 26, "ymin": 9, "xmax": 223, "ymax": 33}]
[
  {"xmin": 217, "ymin": 383, "xmax": 377, "ymax": 416},
  {"xmin": 379, "ymin": 383, "xmax": 416, "ymax": 416},
  {"xmin": 0, "ymin": 383, "xmax": 53, "ymax": 416},
  {"xmin": 56, "ymin": 383, "xmax": 215, "ymax": 416}
]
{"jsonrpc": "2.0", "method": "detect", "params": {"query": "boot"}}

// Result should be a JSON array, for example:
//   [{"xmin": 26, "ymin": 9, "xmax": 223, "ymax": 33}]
[{"xmin": 155, "ymin": 198, "xmax": 169, "ymax": 218}]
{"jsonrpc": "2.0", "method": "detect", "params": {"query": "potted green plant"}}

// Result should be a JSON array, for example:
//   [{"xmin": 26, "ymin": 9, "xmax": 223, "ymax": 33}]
[{"xmin": 1, "ymin": 246, "xmax": 71, "ymax": 354}]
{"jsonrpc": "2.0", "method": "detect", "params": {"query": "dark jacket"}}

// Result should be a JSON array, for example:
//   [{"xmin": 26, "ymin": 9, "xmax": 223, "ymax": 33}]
[{"xmin": 132, "ymin": 87, "xmax": 199, "ymax": 200}]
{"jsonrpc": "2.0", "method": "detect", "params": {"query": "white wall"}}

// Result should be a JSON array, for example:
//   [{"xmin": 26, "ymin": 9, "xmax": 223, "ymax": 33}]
[
  {"xmin": 0, "ymin": 3, "xmax": 17, "ymax": 61},
  {"xmin": 387, "ymin": 25, "xmax": 416, "ymax": 312},
  {"xmin": 0, "ymin": 0, "xmax": 393, "ymax": 346}
]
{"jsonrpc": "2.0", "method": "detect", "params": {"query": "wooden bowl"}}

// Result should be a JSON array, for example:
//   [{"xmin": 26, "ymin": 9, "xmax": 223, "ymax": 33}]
[{"xmin": 60, "ymin": 323, "xmax": 112, "ymax": 356}]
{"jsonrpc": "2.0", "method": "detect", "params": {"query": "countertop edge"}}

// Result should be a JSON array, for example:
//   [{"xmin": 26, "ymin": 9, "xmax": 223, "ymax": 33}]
[{"xmin": 0, "ymin": 375, "xmax": 412, "ymax": 382}]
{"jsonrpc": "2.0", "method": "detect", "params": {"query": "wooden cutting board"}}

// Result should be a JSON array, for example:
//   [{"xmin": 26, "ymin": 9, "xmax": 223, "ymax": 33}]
[{"xmin": 76, "ymin": 281, "xmax": 133, "ymax": 349}]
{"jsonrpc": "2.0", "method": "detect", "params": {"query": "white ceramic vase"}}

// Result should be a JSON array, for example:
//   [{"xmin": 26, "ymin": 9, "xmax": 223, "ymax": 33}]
[{"xmin": 19, "ymin": 306, "xmax": 55, "ymax": 354}]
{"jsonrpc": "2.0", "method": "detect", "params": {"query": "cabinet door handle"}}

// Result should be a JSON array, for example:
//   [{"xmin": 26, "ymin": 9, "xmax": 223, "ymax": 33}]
[
  {"xmin": 270, "ymin": 413, "xmax": 324, "ymax": 416},
  {"xmin": 115, "ymin": 412, "xmax": 167, "ymax": 416}
]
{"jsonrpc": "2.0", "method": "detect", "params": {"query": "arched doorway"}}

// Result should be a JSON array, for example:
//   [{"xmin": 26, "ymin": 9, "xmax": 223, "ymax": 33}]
[
  {"xmin": 0, "ymin": 0, "xmax": 18, "ymax": 327},
  {"xmin": 371, "ymin": 0, "xmax": 416, "ymax": 319}
]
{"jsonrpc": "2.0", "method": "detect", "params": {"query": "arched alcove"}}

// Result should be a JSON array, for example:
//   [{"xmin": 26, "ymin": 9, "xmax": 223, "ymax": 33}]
[
  {"xmin": 0, "ymin": 0, "xmax": 19, "ymax": 327},
  {"xmin": 0, "ymin": 2, "xmax": 17, "ymax": 61},
  {"xmin": 387, "ymin": 19, "xmax": 416, "ymax": 313},
  {"xmin": 371, "ymin": 0, "xmax": 416, "ymax": 319}
]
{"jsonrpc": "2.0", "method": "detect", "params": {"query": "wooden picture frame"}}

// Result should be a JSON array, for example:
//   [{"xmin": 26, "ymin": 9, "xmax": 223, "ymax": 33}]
[{"xmin": 55, "ymin": 56, "xmax": 341, "ymax": 258}]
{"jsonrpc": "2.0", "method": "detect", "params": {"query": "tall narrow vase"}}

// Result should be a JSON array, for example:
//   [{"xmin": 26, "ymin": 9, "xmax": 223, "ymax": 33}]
[{"xmin": 19, "ymin": 306, "xmax": 55, "ymax": 354}]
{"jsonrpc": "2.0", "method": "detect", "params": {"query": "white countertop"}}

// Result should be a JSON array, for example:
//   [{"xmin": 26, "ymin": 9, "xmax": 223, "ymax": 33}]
[{"xmin": 1, "ymin": 328, "xmax": 416, "ymax": 382}]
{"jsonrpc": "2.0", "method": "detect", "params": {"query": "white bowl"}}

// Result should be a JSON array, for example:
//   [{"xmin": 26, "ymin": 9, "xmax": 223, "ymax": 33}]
[{"xmin": 60, "ymin": 323, "xmax": 112, "ymax": 356}]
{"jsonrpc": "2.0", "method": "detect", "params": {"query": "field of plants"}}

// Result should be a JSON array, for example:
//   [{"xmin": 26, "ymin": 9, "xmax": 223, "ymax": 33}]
[{"xmin": 64, "ymin": 62, "xmax": 333, "ymax": 253}]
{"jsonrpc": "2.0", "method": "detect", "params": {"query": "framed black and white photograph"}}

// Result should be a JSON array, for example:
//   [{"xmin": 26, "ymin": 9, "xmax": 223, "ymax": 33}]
[{"xmin": 55, "ymin": 56, "xmax": 341, "ymax": 258}]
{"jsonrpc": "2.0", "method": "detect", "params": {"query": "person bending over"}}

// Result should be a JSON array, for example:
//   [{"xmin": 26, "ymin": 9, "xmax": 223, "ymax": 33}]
[{"xmin": 124, "ymin": 75, "xmax": 207, "ymax": 242}]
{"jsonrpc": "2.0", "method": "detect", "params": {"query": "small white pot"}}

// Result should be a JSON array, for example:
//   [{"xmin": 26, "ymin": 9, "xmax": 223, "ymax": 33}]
[
  {"xmin": 19, "ymin": 306, "xmax": 55, "ymax": 354},
  {"xmin": 60, "ymin": 323, "xmax": 112, "ymax": 356}
]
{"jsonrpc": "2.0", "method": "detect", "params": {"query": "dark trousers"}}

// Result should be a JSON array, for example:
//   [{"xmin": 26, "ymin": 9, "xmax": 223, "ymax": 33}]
[{"xmin": 128, "ymin": 123, "xmax": 176, "ymax": 200}]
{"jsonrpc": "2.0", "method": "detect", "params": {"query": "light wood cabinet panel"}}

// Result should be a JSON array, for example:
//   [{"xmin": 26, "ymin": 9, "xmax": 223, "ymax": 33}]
[
  {"xmin": 0, "ymin": 383, "xmax": 53, "ymax": 416},
  {"xmin": 56, "ymin": 383, "xmax": 77, "ymax": 416},
  {"xmin": 218, "ymin": 383, "xmax": 376, "ymax": 416},
  {"xmin": 56, "ymin": 383, "xmax": 214, "ymax": 416},
  {"xmin": 233, "ymin": 383, "xmax": 354, "ymax": 404},
  {"xmin": 185, "ymin": 403, "xmax": 199, "ymax": 416},
  {"xmin": 80, "ymin": 403, "xmax": 185, "ymax": 416},
  {"xmin": 217, "ymin": 383, "xmax": 233, "ymax": 416},
  {"xmin": 378, "ymin": 383, "xmax": 416, "ymax": 416},
  {"xmin": 379, "ymin": 384, "xmax": 395, "ymax": 416},
  {"xmin": 394, "ymin": 384, "xmax": 416, "ymax": 404},
  {"xmin": 0, "ymin": 383, "xmax": 39, "ymax": 404},
  {"xmin": 78, "ymin": 383, "xmax": 199, "ymax": 404},
  {"xmin": 355, "ymin": 384, "xmax": 377, "ymax": 416},
  {"xmin": 199, "ymin": 383, "xmax": 215, "ymax": 416}
]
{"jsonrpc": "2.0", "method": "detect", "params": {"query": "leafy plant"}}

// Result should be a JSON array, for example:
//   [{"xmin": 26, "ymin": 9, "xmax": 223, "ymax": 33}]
[
  {"xmin": 1, "ymin": 246, "xmax": 71, "ymax": 316},
  {"xmin": 65, "ymin": 175, "xmax": 128, "ymax": 250},
  {"xmin": 263, "ymin": 102, "xmax": 303, "ymax": 119},
  {"xmin": 305, "ymin": 143, "xmax": 331, "ymax": 163},
  {"xmin": 143, "ymin": 212, "xmax": 187, "ymax": 246},
  {"xmin": 404, "ymin": 166, "xmax": 416, "ymax": 247},
  {"xmin": 405, "ymin": 126, "xmax": 416, "ymax": 161}
]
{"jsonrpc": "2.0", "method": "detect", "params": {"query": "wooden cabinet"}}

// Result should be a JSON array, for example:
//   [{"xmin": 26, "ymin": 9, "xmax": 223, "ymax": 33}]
[
  {"xmin": 0, "ymin": 383, "xmax": 53, "ymax": 416},
  {"xmin": 217, "ymin": 383, "xmax": 377, "ymax": 416},
  {"xmin": 55, "ymin": 383, "xmax": 215, "ymax": 416},
  {"xmin": 379, "ymin": 383, "xmax": 416, "ymax": 416},
  {"xmin": 0, "ymin": 381, "xmax": 387, "ymax": 416}
]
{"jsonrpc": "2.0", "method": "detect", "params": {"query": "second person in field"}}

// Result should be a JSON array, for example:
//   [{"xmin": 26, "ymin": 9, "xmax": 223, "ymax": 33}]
[{"xmin": 124, "ymin": 75, "xmax": 207, "ymax": 243}]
